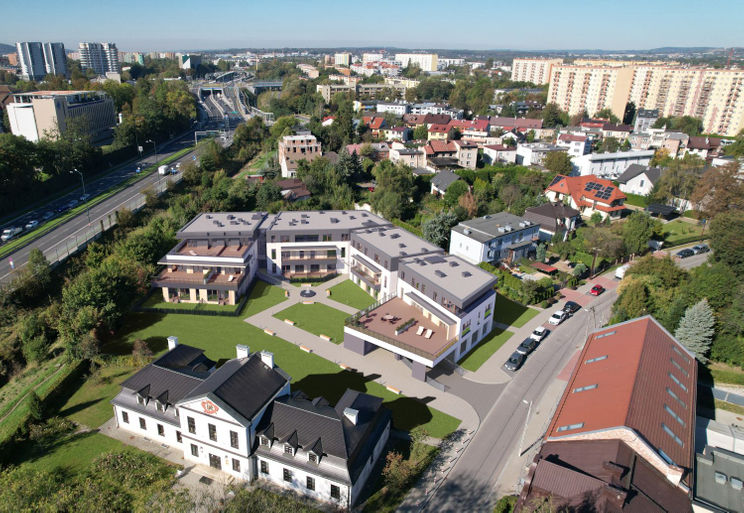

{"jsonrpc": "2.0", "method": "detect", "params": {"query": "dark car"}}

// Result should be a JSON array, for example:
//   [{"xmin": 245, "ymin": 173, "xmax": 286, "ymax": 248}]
[
  {"xmin": 692, "ymin": 244, "xmax": 710, "ymax": 254},
  {"xmin": 504, "ymin": 351, "xmax": 526, "ymax": 372},
  {"xmin": 563, "ymin": 301, "xmax": 581, "ymax": 315},
  {"xmin": 676, "ymin": 248, "xmax": 695, "ymax": 259},
  {"xmin": 516, "ymin": 337, "xmax": 539, "ymax": 355}
]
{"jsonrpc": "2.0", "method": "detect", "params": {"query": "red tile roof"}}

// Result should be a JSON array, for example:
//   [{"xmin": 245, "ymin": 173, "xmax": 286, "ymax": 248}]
[
  {"xmin": 547, "ymin": 175, "xmax": 626, "ymax": 212},
  {"xmin": 688, "ymin": 136, "xmax": 721, "ymax": 150},
  {"xmin": 423, "ymin": 113, "xmax": 451, "ymax": 125},
  {"xmin": 428, "ymin": 123, "xmax": 449, "ymax": 133},
  {"xmin": 403, "ymin": 114, "xmax": 426, "ymax": 126},
  {"xmin": 362, "ymin": 116, "xmax": 386, "ymax": 130},
  {"xmin": 490, "ymin": 117, "xmax": 543, "ymax": 130},
  {"xmin": 483, "ymin": 144, "xmax": 515, "ymax": 151},
  {"xmin": 448, "ymin": 119, "xmax": 489, "ymax": 132},
  {"xmin": 558, "ymin": 134, "xmax": 587, "ymax": 142},
  {"xmin": 426, "ymin": 140, "xmax": 456, "ymax": 154}
]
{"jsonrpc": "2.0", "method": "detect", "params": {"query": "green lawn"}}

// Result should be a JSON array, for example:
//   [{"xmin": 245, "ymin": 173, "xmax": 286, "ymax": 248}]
[
  {"xmin": 662, "ymin": 219, "xmax": 705, "ymax": 245},
  {"xmin": 273, "ymin": 302, "xmax": 348, "ymax": 343},
  {"xmin": 708, "ymin": 362, "xmax": 744, "ymax": 387},
  {"xmin": 623, "ymin": 193, "xmax": 648, "ymax": 208},
  {"xmin": 459, "ymin": 328, "xmax": 514, "ymax": 372},
  {"xmin": 18, "ymin": 431, "xmax": 128, "ymax": 474},
  {"xmin": 235, "ymin": 150, "xmax": 276, "ymax": 179},
  {"xmin": 243, "ymin": 280, "xmax": 288, "ymax": 317},
  {"xmin": 328, "ymin": 280, "xmax": 376, "ymax": 310},
  {"xmin": 100, "ymin": 312, "xmax": 460, "ymax": 438},
  {"xmin": 493, "ymin": 294, "xmax": 539, "ymax": 328}
]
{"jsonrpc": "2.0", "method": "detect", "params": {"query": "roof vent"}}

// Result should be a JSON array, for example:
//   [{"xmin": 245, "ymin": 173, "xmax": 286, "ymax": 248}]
[
  {"xmin": 227, "ymin": 214, "xmax": 235, "ymax": 220},
  {"xmin": 464, "ymin": 229, "xmax": 471, "ymax": 235},
  {"xmin": 260, "ymin": 350, "xmax": 274, "ymax": 369},
  {"xmin": 449, "ymin": 261, "xmax": 459, "ymax": 267},
  {"xmin": 390, "ymin": 233, "xmax": 400, "ymax": 239},
  {"xmin": 435, "ymin": 270, "xmax": 447, "ymax": 278},
  {"xmin": 206, "ymin": 214, "xmax": 213, "ymax": 219},
  {"xmin": 343, "ymin": 407, "xmax": 359, "ymax": 425},
  {"xmin": 462, "ymin": 271, "xmax": 472, "ymax": 277},
  {"xmin": 504, "ymin": 225, "xmax": 512, "ymax": 231},
  {"xmin": 330, "ymin": 218, "xmax": 340, "ymax": 224}
]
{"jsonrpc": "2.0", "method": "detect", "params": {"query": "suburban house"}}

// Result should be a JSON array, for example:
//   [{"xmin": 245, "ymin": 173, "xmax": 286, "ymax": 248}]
[
  {"xmin": 448, "ymin": 119, "xmax": 490, "ymax": 144},
  {"xmin": 152, "ymin": 212, "xmax": 264, "ymax": 306},
  {"xmin": 545, "ymin": 174, "xmax": 627, "ymax": 220},
  {"xmin": 430, "ymin": 169, "xmax": 462, "ymax": 195},
  {"xmin": 571, "ymin": 150, "xmax": 655, "ymax": 179},
  {"xmin": 523, "ymin": 202, "xmax": 580, "ymax": 242},
  {"xmin": 482, "ymin": 144, "xmax": 517, "ymax": 165},
  {"xmin": 449, "ymin": 212, "xmax": 539, "ymax": 264},
  {"xmin": 382, "ymin": 126, "xmax": 410, "ymax": 142},
  {"xmin": 555, "ymin": 134, "xmax": 591, "ymax": 157},
  {"xmin": 634, "ymin": 108, "xmax": 659, "ymax": 133},
  {"xmin": 279, "ymin": 134, "xmax": 323, "ymax": 178},
  {"xmin": 389, "ymin": 142, "xmax": 426, "ymax": 168},
  {"xmin": 346, "ymin": 142, "xmax": 389, "ymax": 162},
  {"xmin": 112, "ymin": 340, "xmax": 390, "ymax": 509},
  {"xmin": 599, "ymin": 123, "xmax": 633, "ymax": 140},
  {"xmin": 344, "ymin": 253, "xmax": 497, "ymax": 381},
  {"xmin": 427, "ymin": 123, "xmax": 450, "ymax": 140},
  {"xmin": 489, "ymin": 117, "xmax": 549, "ymax": 138},
  {"xmin": 349, "ymin": 225, "xmax": 443, "ymax": 298},
  {"xmin": 362, "ymin": 116, "xmax": 386, "ymax": 137},
  {"xmin": 515, "ymin": 316, "xmax": 697, "ymax": 513},
  {"xmin": 276, "ymin": 179, "xmax": 312, "ymax": 202},
  {"xmin": 515, "ymin": 143, "xmax": 567, "ymax": 166},
  {"xmin": 686, "ymin": 136, "xmax": 723, "ymax": 160},
  {"xmin": 616, "ymin": 164, "xmax": 663, "ymax": 196}
]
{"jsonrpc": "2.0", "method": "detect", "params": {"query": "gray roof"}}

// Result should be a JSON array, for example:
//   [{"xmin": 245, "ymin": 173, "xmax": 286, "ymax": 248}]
[
  {"xmin": 431, "ymin": 169, "xmax": 461, "ymax": 190},
  {"xmin": 177, "ymin": 212, "xmax": 267, "ymax": 238},
  {"xmin": 695, "ymin": 446, "xmax": 744, "ymax": 512},
  {"xmin": 636, "ymin": 109, "xmax": 659, "ymax": 118},
  {"xmin": 264, "ymin": 210, "xmax": 390, "ymax": 233},
  {"xmin": 616, "ymin": 164, "xmax": 663, "ymax": 185},
  {"xmin": 452, "ymin": 212, "xmax": 535, "ymax": 243},
  {"xmin": 183, "ymin": 353, "xmax": 290, "ymax": 422},
  {"xmin": 524, "ymin": 202, "xmax": 580, "ymax": 221},
  {"xmin": 352, "ymin": 226, "xmax": 442, "ymax": 261}
]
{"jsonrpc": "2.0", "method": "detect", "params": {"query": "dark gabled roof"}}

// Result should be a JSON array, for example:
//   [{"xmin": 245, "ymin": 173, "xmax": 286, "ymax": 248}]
[
  {"xmin": 120, "ymin": 364, "xmax": 203, "ymax": 407},
  {"xmin": 152, "ymin": 344, "xmax": 215, "ymax": 378},
  {"xmin": 616, "ymin": 164, "xmax": 663, "ymax": 185},
  {"xmin": 431, "ymin": 169, "xmax": 461, "ymax": 190},
  {"xmin": 524, "ymin": 202, "xmax": 580, "ymax": 221},
  {"xmin": 184, "ymin": 353, "xmax": 289, "ymax": 422}
]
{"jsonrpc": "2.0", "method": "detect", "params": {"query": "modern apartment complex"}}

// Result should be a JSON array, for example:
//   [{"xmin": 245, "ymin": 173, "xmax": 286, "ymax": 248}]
[
  {"xmin": 6, "ymin": 90, "xmax": 116, "ymax": 143},
  {"xmin": 278, "ymin": 134, "xmax": 323, "ymax": 178},
  {"xmin": 511, "ymin": 58, "xmax": 563, "ymax": 85},
  {"xmin": 79, "ymin": 42, "xmax": 121, "ymax": 74},
  {"xmin": 572, "ymin": 149, "xmax": 655, "ymax": 179},
  {"xmin": 394, "ymin": 53, "xmax": 438, "ymax": 72},
  {"xmin": 16, "ymin": 42, "xmax": 67, "ymax": 81},
  {"xmin": 112, "ymin": 339, "xmax": 391, "ymax": 509}
]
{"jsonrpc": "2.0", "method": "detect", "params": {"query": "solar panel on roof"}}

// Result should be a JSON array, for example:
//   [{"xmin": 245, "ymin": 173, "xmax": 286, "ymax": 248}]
[{"xmin": 549, "ymin": 175, "xmax": 563, "ymax": 187}]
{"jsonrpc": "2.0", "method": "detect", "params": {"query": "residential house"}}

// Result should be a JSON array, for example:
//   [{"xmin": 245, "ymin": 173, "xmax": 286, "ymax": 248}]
[
  {"xmin": 346, "ymin": 142, "xmax": 389, "ymax": 162},
  {"xmin": 489, "ymin": 116, "xmax": 551, "ymax": 139},
  {"xmin": 276, "ymin": 179, "xmax": 311, "ymax": 202},
  {"xmin": 616, "ymin": 164, "xmax": 663, "ymax": 196},
  {"xmin": 389, "ymin": 142, "xmax": 426, "ymax": 168},
  {"xmin": 362, "ymin": 116, "xmax": 386, "ymax": 137},
  {"xmin": 430, "ymin": 169, "xmax": 462, "ymax": 195},
  {"xmin": 383, "ymin": 126, "xmax": 410, "ymax": 142},
  {"xmin": 571, "ymin": 149, "xmax": 655, "ymax": 179},
  {"xmin": 686, "ymin": 136, "xmax": 722, "ymax": 160},
  {"xmin": 515, "ymin": 316, "xmax": 696, "ymax": 513},
  {"xmin": 448, "ymin": 119, "xmax": 490, "ymax": 144},
  {"xmin": 523, "ymin": 203, "xmax": 580, "ymax": 242},
  {"xmin": 545, "ymin": 174, "xmax": 627, "ymax": 220},
  {"xmin": 449, "ymin": 212, "xmax": 539, "ymax": 265},
  {"xmin": 515, "ymin": 143, "xmax": 567, "ymax": 166},
  {"xmin": 427, "ymin": 123, "xmax": 449, "ymax": 141},
  {"xmin": 634, "ymin": 108, "xmax": 659, "ymax": 133},
  {"xmin": 422, "ymin": 113, "xmax": 452, "ymax": 127},
  {"xmin": 278, "ymin": 134, "xmax": 322, "ymax": 178},
  {"xmin": 556, "ymin": 134, "xmax": 591, "ymax": 158},
  {"xmin": 402, "ymin": 114, "xmax": 427, "ymax": 128},
  {"xmin": 424, "ymin": 140, "xmax": 477, "ymax": 170},
  {"xmin": 482, "ymin": 144, "xmax": 517, "ymax": 165},
  {"xmin": 600, "ymin": 123, "xmax": 633, "ymax": 140}
]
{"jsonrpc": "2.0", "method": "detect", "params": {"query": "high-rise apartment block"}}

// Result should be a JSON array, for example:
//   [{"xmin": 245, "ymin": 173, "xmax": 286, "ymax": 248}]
[
  {"xmin": 16, "ymin": 42, "xmax": 67, "ymax": 81},
  {"xmin": 334, "ymin": 52, "xmax": 351, "ymax": 67},
  {"xmin": 511, "ymin": 58, "xmax": 563, "ymax": 85},
  {"xmin": 79, "ymin": 42, "xmax": 120, "ymax": 74},
  {"xmin": 547, "ymin": 61, "xmax": 744, "ymax": 136},
  {"xmin": 394, "ymin": 53, "xmax": 438, "ymax": 72}
]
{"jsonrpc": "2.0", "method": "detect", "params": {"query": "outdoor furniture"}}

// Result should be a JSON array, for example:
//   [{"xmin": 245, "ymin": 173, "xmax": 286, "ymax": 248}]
[
  {"xmin": 425, "ymin": 329, "xmax": 433, "ymax": 339},
  {"xmin": 382, "ymin": 313, "xmax": 393, "ymax": 321},
  {"xmin": 416, "ymin": 326, "xmax": 425, "ymax": 336}
]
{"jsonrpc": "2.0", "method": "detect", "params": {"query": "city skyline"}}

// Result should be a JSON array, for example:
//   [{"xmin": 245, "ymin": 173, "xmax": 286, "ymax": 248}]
[{"xmin": 3, "ymin": 0, "xmax": 742, "ymax": 52}]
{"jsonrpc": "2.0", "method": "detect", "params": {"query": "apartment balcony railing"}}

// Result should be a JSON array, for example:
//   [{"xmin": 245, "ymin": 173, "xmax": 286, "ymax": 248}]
[
  {"xmin": 281, "ymin": 252, "xmax": 337, "ymax": 262},
  {"xmin": 350, "ymin": 266, "xmax": 381, "ymax": 289}
]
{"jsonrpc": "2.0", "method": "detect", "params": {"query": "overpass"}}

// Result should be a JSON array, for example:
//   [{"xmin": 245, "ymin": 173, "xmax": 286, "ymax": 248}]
[{"xmin": 244, "ymin": 81, "xmax": 283, "ymax": 95}]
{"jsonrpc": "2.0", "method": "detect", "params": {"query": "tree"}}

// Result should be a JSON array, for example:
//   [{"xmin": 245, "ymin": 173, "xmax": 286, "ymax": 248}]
[
  {"xmin": 594, "ymin": 108, "xmax": 620, "ymax": 124},
  {"xmin": 541, "ymin": 103, "xmax": 568, "ymax": 128},
  {"xmin": 652, "ymin": 115, "xmax": 703, "ymax": 136},
  {"xmin": 589, "ymin": 212, "xmax": 604, "ymax": 226},
  {"xmin": 536, "ymin": 243, "xmax": 547, "ymax": 262},
  {"xmin": 623, "ymin": 101, "xmax": 636, "ymax": 125},
  {"xmin": 423, "ymin": 211, "xmax": 459, "ymax": 249},
  {"xmin": 622, "ymin": 211, "xmax": 661, "ymax": 256},
  {"xmin": 443, "ymin": 180, "xmax": 469, "ymax": 208},
  {"xmin": 573, "ymin": 262, "xmax": 588, "ymax": 277},
  {"xmin": 690, "ymin": 162, "xmax": 744, "ymax": 219},
  {"xmin": 382, "ymin": 451, "xmax": 412, "ymax": 491},
  {"xmin": 613, "ymin": 278, "xmax": 651, "ymax": 321},
  {"xmin": 597, "ymin": 136, "xmax": 620, "ymax": 153},
  {"xmin": 675, "ymin": 299, "xmax": 715, "ymax": 363},
  {"xmin": 458, "ymin": 190, "xmax": 478, "ymax": 218},
  {"xmin": 542, "ymin": 151, "xmax": 572, "ymax": 174},
  {"xmin": 255, "ymin": 183, "xmax": 282, "ymax": 211},
  {"xmin": 413, "ymin": 125, "xmax": 428, "ymax": 140},
  {"xmin": 525, "ymin": 130, "xmax": 536, "ymax": 142},
  {"xmin": 648, "ymin": 156, "xmax": 703, "ymax": 208},
  {"xmin": 709, "ymin": 211, "xmax": 744, "ymax": 275},
  {"xmin": 132, "ymin": 339, "xmax": 153, "ymax": 366},
  {"xmin": 28, "ymin": 391, "xmax": 44, "ymax": 422}
]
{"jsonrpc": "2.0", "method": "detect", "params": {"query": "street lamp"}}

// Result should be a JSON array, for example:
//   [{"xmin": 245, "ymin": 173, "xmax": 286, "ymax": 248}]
[
  {"xmin": 70, "ymin": 168, "xmax": 92, "ymax": 226},
  {"xmin": 517, "ymin": 399, "xmax": 533, "ymax": 458},
  {"xmin": 146, "ymin": 139, "xmax": 157, "ymax": 161}
]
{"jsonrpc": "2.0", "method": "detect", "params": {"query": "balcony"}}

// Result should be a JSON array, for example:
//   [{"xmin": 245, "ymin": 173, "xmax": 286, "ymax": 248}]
[
  {"xmin": 351, "ymin": 266, "xmax": 381, "ymax": 290},
  {"xmin": 153, "ymin": 267, "xmax": 245, "ymax": 290},
  {"xmin": 281, "ymin": 251, "xmax": 337, "ymax": 262},
  {"xmin": 283, "ymin": 270, "xmax": 336, "ymax": 280},
  {"xmin": 175, "ymin": 242, "xmax": 252, "ymax": 259}
]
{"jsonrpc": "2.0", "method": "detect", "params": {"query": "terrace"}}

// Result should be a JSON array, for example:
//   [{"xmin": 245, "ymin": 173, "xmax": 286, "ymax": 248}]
[
  {"xmin": 345, "ymin": 297, "xmax": 458, "ymax": 362},
  {"xmin": 153, "ymin": 268, "xmax": 246, "ymax": 288},
  {"xmin": 174, "ymin": 241, "xmax": 252, "ymax": 259}
]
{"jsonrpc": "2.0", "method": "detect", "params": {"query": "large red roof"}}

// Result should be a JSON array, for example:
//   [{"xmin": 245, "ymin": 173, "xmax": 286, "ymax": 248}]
[
  {"xmin": 448, "ymin": 119, "xmax": 489, "ymax": 132},
  {"xmin": 547, "ymin": 174, "xmax": 626, "ymax": 211}
]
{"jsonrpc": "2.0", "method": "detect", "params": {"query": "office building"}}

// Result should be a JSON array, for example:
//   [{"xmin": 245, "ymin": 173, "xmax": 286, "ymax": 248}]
[
  {"xmin": 16, "ymin": 42, "xmax": 67, "ymax": 81},
  {"xmin": 511, "ymin": 58, "xmax": 563, "ymax": 85},
  {"xmin": 394, "ymin": 53, "xmax": 438, "ymax": 72},
  {"xmin": 449, "ymin": 212, "xmax": 539, "ymax": 265},
  {"xmin": 79, "ymin": 42, "xmax": 120, "ymax": 74},
  {"xmin": 7, "ymin": 90, "xmax": 115, "ymax": 143}
]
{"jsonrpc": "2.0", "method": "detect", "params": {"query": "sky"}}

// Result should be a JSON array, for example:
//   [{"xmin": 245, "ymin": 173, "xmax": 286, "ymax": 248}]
[{"xmin": 3, "ymin": 0, "xmax": 743, "ymax": 52}]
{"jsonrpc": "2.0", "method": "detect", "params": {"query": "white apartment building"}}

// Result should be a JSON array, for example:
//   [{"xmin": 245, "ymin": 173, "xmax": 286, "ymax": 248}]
[
  {"xmin": 511, "ymin": 58, "xmax": 563, "ymax": 85},
  {"xmin": 376, "ymin": 102, "xmax": 409, "ymax": 116},
  {"xmin": 571, "ymin": 149, "xmax": 655, "ymax": 179},
  {"xmin": 556, "ymin": 134, "xmax": 591, "ymax": 158},
  {"xmin": 334, "ymin": 53, "xmax": 352, "ymax": 67},
  {"xmin": 278, "ymin": 134, "xmax": 322, "ymax": 178},
  {"xmin": 389, "ymin": 142, "xmax": 426, "ymax": 168},
  {"xmin": 16, "ymin": 42, "xmax": 67, "ymax": 81},
  {"xmin": 548, "ymin": 64, "xmax": 635, "ymax": 121},
  {"xmin": 515, "ymin": 143, "xmax": 567, "ymax": 166},
  {"xmin": 362, "ymin": 53, "xmax": 383, "ymax": 64},
  {"xmin": 449, "ymin": 212, "xmax": 539, "ymax": 265},
  {"xmin": 394, "ymin": 53, "xmax": 438, "ymax": 72},
  {"xmin": 79, "ymin": 42, "xmax": 121, "ymax": 74}
]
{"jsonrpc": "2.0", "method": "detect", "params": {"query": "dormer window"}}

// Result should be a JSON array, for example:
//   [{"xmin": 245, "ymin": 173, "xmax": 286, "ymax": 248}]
[
  {"xmin": 156, "ymin": 402, "xmax": 165, "ymax": 413},
  {"xmin": 260, "ymin": 436, "xmax": 270, "ymax": 447},
  {"xmin": 284, "ymin": 444, "xmax": 295, "ymax": 456},
  {"xmin": 137, "ymin": 395, "xmax": 145, "ymax": 405},
  {"xmin": 309, "ymin": 453, "xmax": 319, "ymax": 464}
]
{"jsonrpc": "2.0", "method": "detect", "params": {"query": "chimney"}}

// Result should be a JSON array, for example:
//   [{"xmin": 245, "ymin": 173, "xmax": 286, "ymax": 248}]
[
  {"xmin": 343, "ymin": 407, "xmax": 359, "ymax": 425},
  {"xmin": 236, "ymin": 344, "xmax": 250, "ymax": 359},
  {"xmin": 260, "ymin": 350, "xmax": 274, "ymax": 368},
  {"xmin": 167, "ymin": 336, "xmax": 179, "ymax": 351}
]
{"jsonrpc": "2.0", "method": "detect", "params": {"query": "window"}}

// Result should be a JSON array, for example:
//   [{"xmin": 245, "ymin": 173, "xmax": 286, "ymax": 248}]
[
  {"xmin": 157, "ymin": 424, "xmax": 165, "ymax": 436},
  {"xmin": 731, "ymin": 477, "xmax": 743, "ymax": 490},
  {"xmin": 176, "ymin": 431, "xmax": 182, "ymax": 443},
  {"xmin": 669, "ymin": 372, "xmax": 688, "ymax": 392},
  {"xmin": 667, "ymin": 387, "xmax": 687, "ymax": 409},
  {"xmin": 260, "ymin": 436, "xmax": 270, "ymax": 447},
  {"xmin": 156, "ymin": 402, "xmax": 164, "ymax": 413},
  {"xmin": 284, "ymin": 444, "xmax": 294, "ymax": 456},
  {"xmin": 232, "ymin": 459, "xmax": 240, "ymax": 472},
  {"xmin": 715, "ymin": 471, "xmax": 727, "ymax": 485},
  {"xmin": 230, "ymin": 430, "xmax": 239, "ymax": 449},
  {"xmin": 671, "ymin": 344, "xmax": 691, "ymax": 364},
  {"xmin": 191, "ymin": 444, "xmax": 199, "ymax": 457},
  {"xmin": 595, "ymin": 330, "xmax": 616, "ymax": 339},
  {"xmin": 557, "ymin": 422, "xmax": 584, "ymax": 432},
  {"xmin": 122, "ymin": 411, "xmax": 129, "ymax": 424},
  {"xmin": 330, "ymin": 484, "xmax": 340, "ymax": 499},
  {"xmin": 139, "ymin": 417, "xmax": 146, "ymax": 430},
  {"xmin": 271, "ymin": 249, "xmax": 276, "ymax": 259},
  {"xmin": 260, "ymin": 460, "xmax": 269, "ymax": 474},
  {"xmin": 585, "ymin": 355, "xmax": 608, "ymax": 364},
  {"xmin": 309, "ymin": 453, "xmax": 318, "ymax": 464},
  {"xmin": 283, "ymin": 468, "xmax": 292, "ymax": 482},
  {"xmin": 187, "ymin": 417, "xmax": 195, "ymax": 434},
  {"xmin": 340, "ymin": 247, "xmax": 345, "ymax": 258},
  {"xmin": 306, "ymin": 476, "xmax": 315, "ymax": 490},
  {"xmin": 661, "ymin": 423, "xmax": 684, "ymax": 447},
  {"xmin": 137, "ymin": 395, "xmax": 145, "ymax": 405},
  {"xmin": 208, "ymin": 423, "xmax": 217, "ymax": 442},
  {"xmin": 573, "ymin": 384, "xmax": 598, "ymax": 393},
  {"xmin": 664, "ymin": 404, "xmax": 685, "ymax": 426},
  {"xmin": 670, "ymin": 358, "xmax": 689, "ymax": 377}
]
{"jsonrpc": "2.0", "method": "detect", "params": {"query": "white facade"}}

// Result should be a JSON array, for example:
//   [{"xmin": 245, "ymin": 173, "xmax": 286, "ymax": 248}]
[
  {"xmin": 6, "ymin": 103, "xmax": 39, "ymax": 142},
  {"xmin": 449, "ymin": 222, "xmax": 539, "ymax": 265},
  {"xmin": 79, "ymin": 42, "xmax": 121, "ymax": 74},
  {"xmin": 516, "ymin": 143, "xmax": 566, "ymax": 167},
  {"xmin": 556, "ymin": 135, "xmax": 591, "ymax": 158},
  {"xmin": 619, "ymin": 172, "xmax": 655, "ymax": 196},
  {"xmin": 394, "ymin": 53, "xmax": 438, "ymax": 72},
  {"xmin": 334, "ymin": 53, "xmax": 351, "ymax": 67},
  {"xmin": 376, "ymin": 102, "xmax": 409, "ymax": 116},
  {"xmin": 572, "ymin": 150, "xmax": 655, "ymax": 179}
]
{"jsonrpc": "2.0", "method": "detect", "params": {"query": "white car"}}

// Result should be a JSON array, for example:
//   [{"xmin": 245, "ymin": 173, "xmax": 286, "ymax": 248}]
[
  {"xmin": 548, "ymin": 310, "xmax": 568, "ymax": 326},
  {"xmin": 24, "ymin": 220, "xmax": 39, "ymax": 230},
  {"xmin": 1, "ymin": 227, "xmax": 22, "ymax": 242},
  {"xmin": 530, "ymin": 326, "xmax": 549, "ymax": 342}
]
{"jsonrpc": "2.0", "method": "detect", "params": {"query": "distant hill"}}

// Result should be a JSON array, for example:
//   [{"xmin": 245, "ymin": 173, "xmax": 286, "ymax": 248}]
[{"xmin": 0, "ymin": 43, "xmax": 15, "ymax": 54}]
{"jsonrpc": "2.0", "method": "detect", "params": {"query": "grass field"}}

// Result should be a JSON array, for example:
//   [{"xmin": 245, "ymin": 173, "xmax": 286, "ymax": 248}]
[
  {"xmin": 662, "ymin": 219, "xmax": 705, "ymax": 245},
  {"xmin": 328, "ymin": 280, "xmax": 376, "ymax": 310},
  {"xmin": 708, "ymin": 362, "xmax": 744, "ymax": 386},
  {"xmin": 623, "ymin": 193, "xmax": 648, "ymax": 208},
  {"xmin": 100, "ymin": 312, "xmax": 460, "ymax": 438},
  {"xmin": 243, "ymin": 280, "xmax": 288, "ymax": 317},
  {"xmin": 273, "ymin": 302, "xmax": 348, "ymax": 343},
  {"xmin": 493, "ymin": 294, "xmax": 539, "ymax": 328},
  {"xmin": 235, "ymin": 150, "xmax": 276, "ymax": 179},
  {"xmin": 459, "ymin": 328, "xmax": 514, "ymax": 372},
  {"xmin": 17, "ymin": 431, "xmax": 128, "ymax": 474}
]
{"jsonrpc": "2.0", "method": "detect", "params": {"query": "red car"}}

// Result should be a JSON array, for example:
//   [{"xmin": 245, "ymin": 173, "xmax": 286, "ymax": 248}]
[{"xmin": 590, "ymin": 284, "xmax": 605, "ymax": 296}]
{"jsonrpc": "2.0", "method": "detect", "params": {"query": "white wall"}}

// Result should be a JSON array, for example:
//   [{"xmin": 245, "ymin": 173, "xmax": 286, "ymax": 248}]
[
  {"xmin": 265, "ymin": 241, "xmax": 350, "ymax": 276},
  {"xmin": 7, "ymin": 103, "xmax": 40, "ymax": 142},
  {"xmin": 114, "ymin": 405, "xmax": 183, "ymax": 449},
  {"xmin": 619, "ymin": 174, "xmax": 654, "ymax": 196},
  {"xmin": 448, "ymin": 230, "xmax": 486, "ymax": 265},
  {"xmin": 454, "ymin": 294, "xmax": 496, "ymax": 362}
]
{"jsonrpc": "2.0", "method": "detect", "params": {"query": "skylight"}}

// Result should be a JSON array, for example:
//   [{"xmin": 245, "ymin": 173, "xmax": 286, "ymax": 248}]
[
  {"xmin": 573, "ymin": 384, "xmax": 598, "ymax": 393},
  {"xmin": 662, "ymin": 423, "xmax": 684, "ymax": 447},
  {"xmin": 557, "ymin": 422, "xmax": 584, "ymax": 432},
  {"xmin": 670, "ymin": 358, "xmax": 689, "ymax": 377},
  {"xmin": 595, "ymin": 330, "xmax": 616, "ymax": 339},
  {"xmin": 669, "ymin": 372, "xmax": 688, "ymax": 392},
  {"xmin": 664, "ymin": 404, "xmax": 685, "ymax": 426},
  {"xmin": 585, "ymin": 355, "xmax": 608, "ymax": 364},
  {"xmin": 667, "ymin": 387, "xmax": 687, "ymax": 409}
]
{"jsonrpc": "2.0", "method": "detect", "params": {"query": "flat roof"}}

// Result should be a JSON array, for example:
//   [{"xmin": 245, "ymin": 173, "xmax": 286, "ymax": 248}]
[
  {"xmin": 399, "ymin": 253, "xmax": 496, "ymax": 305},
  {"xmin": 177, "ymin": 212, "xmax": 267, "ymax": 238},
  {"xmin": 352, "ymin": 226, "xmax": 442, "ymax": 260},
  {"xmin": 265, "ymin": 210, "xmax": 390, "ymax": 233},
  {"xmin": 452, "ymin": 212, "xmax": 535, "ymax": 243},
  {"xmin": 580, "ymin": 149, "xmax": 655, "ymax": 161}
]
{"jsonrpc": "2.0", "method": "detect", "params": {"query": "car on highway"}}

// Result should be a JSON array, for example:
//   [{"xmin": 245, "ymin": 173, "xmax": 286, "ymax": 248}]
[
  {"xmin": 548, "ymin": 310, "xmax": 569, "ymax": 325},
  {"xmin": 1, "ymin": 227, "xmax": 23, "ymax": 242},
  {"xmin": 24, "ymin": 220, "xmax": 39, "ymax": 230},
  {"xmin": 692, "ymin": 244, "xmax": 710, "ymax": 254},
  {"xmin": 504, "ymin": 351, "xmax": 526, "ymax": 372},
  {"xmin": 562, "ymin": 301, "xmax": 581, "ymax": 315},
  {"xmin": 41, "ymin": 211, "xmax": 54, "ymax": 221},
  {"xmin": 589, "ymin": 284, "xmax": 605, "ymax": 296},
  {"xmin": 79, "ymin": 193, "xmax": 90, "ymax": 202},
  {"xmin": 55, "ymin": 204, "xmax": 70, "ymax": 214},
  {"xmin": 530, "ymin": 326, "xmax": 549, "ymax": 342},
  {"xmin": 516, "ymin": 337, "xmax": 539, "ymax": 356},
  {"xmin": 676, "ymin": 248, "xmax": 695, "ymax": 259}
]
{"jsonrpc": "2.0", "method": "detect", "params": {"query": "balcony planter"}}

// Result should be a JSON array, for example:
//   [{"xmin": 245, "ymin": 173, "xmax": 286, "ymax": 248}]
[{"xmin": 394, "ymin": 318, "xmax": 417, "ymax": 336}]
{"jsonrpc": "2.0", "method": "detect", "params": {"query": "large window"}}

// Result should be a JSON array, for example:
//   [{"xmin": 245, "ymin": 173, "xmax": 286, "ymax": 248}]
[
  {"xmin": 230, "ymin": 430, "xmax": 239, "ymax": 449},
  {"xmin": 176, "ymin": 431, "xmax": 182, "ymax": 443},
  {"xmin": 306, "ymin": 476, "xmax": 315, "ymax": 490},
  {"xmin": 121, "ymin": 411, "xmax": 129, "ymax": 424},
  {"xmin": 187, "ymin": 417, "xmax": 195, "ymax": 434},
  {"xmin": 139, "ymin": 418, "xmax": 146, "ymax": 430},
  {"xmin": 208, "ymin": 423, "xmax": 217, "ymax": 442},
  {"xmin": 191, "ymin": 444, "xmax": 199, "ymax": 457},
  {"xmin": 232, "ymin": 459, "xmax": 240, "ymax": 472},
  {"xmin": 283, "ymin": 468, "xmax": 292, "ymax": 482},
  {"xmin": 157, "ymin": 424, "xmax": 164, "ymax": 437},
  {"xmin": 260, "ymin": 460, "xmax": 269, "ymax": 474},
  {"xmin": 331, "ymin": 484, "xmax": 340, "ymax": 499}
]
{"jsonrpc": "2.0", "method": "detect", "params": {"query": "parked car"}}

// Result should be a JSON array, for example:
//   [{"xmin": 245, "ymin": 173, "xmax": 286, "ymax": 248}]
[
  {"xmin": 549, "ymin": 310, "xmax": 568, "ymax": 325},
  {"xmin": 55, "ymin": 204, "xmax": 69, "ymax": 214},
  {"xmin": 504, "ymin": 351, "xmax": 526, "ymax": 372},
  {"xmin": 692, "ymin": 244, "xmax": 710, "ymax": 254},
  {"xmin": 79, "ymin": 193, "xmax": 90, "ymax": 202},
  {"xmin": 676, "ymin": 248, "xmax": 695, "ymax": 259},
  {"xmin": 24, "ymin": 220, "xmax": 39, "ymax": 230},
  {"xmin": 1, "ymin": 227, "xmax": 22, "ymax": 242},
  {"xmin": 41, "ymin": 211, "xmax": 54, "ymax": 221},
  {"xmin": 563, "ymin": 301, "xmax": 581, "ymax": 315},
  {"xmin": 590, "ymin": 284, "xmax": 605, "ymax": 296},
  {"xmin": 615, "ymin": 264, "xmax": 630, "ymax": 280},
  {"xmin": 516, "ymin": 337, "xmax": 539, "ymax": 356},
  {"xmin": 530, "ymin": 326, "xmax": 549, "ymax": 342}
]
